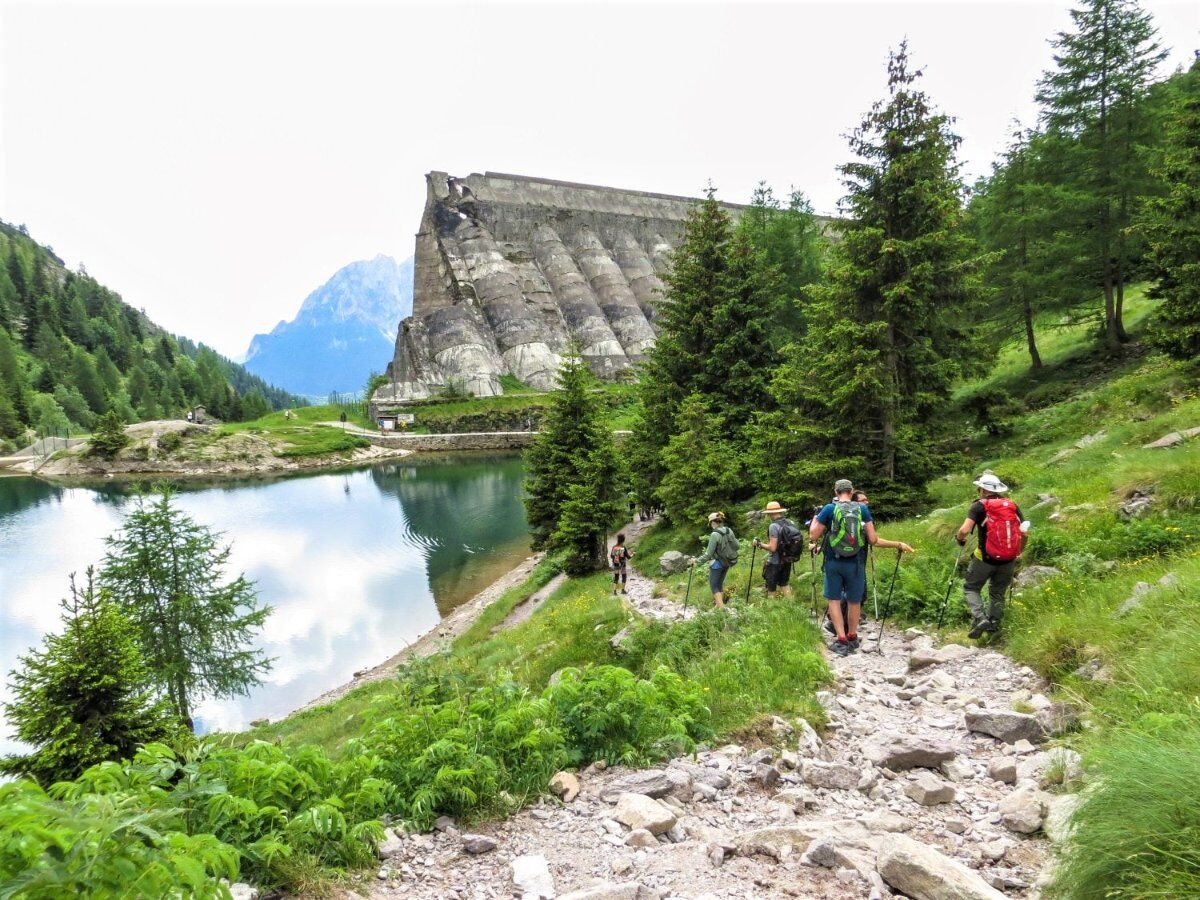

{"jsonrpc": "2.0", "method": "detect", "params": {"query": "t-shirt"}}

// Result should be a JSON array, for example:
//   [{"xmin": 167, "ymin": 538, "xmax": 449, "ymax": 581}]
[
  {"xmin": 816, "ymin": 501, "xmax": 874, "ymax": 561},
  {"xmin": 968, "ymin": 499, "xmax": 1024, "ymax": 564},
  {"xmin": 766, "ymin": 518, "xmax": 798, "ymax": 565}
]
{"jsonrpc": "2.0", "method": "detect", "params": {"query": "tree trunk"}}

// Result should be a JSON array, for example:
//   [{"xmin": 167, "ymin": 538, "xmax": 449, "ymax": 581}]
[
  {"xmin": 1103, "ymin": 276, "xmax": 1121, "ymax": 350},
  {"xmin": 881, "ymin": 325, "xmax": 899, "ymax": 479},
  {"xmin": 1024, "ymin": 295, "xmax": 1043, "ymax": 370},
  {"xmin": 1115, "ymin": 274, "xmax": 1130, "ymax": 342}
]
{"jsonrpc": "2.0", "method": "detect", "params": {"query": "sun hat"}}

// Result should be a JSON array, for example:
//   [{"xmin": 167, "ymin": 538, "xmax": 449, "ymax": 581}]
[
  {"xmin": 834, "ymin": 478, "xmax": 854, "ymax": 494},
  {"xmin": 762, "ymin": 500, "xmax": 788, "ymax": 514},
  {"xmin": 973, "ymin": 472, "xmax": 1009, "ymax": 493},
  {"xmin": 707, "ymin": 511, "xmax": 725, "ymax": 523}
]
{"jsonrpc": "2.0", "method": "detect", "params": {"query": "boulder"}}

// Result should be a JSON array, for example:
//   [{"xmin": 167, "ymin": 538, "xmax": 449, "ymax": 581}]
[
  {"xmin": 612, "ymin": 793, "xmax": 676, "ymax": 835},
  {"xmin": 1160, "ymin": 572, "xmax": 1182, "ymax": 589},
  {"xmin": 964, "ymin": 708, "xmax": 1047, "ymax": 744},
  {"xmin": 670, "ymin": 761, "xmax": 730, "ymax": 790},
  {"xmin": 940, "ymin": 757, "xmax": 975, "ymax": 783},
  {"xmin": 802, "ymin": 760, "xmax": 861, "ymax": 791},
  {"xmin": 1143, "ymin": 431, "xmax": 1184, "ymax": 449},
  {"xmin": 876, "ymin": 833, "xmax": 1008, "ymax": 900},
  {"xmin": 659, "ymin": 551, "xmax": 690, "ymax": 575},
  {"xmin": 864, "ymin": 733, "xmax": 956, "ymax": 771},
  {"xmin": 736, "ymin": 820, "xmax": 872, "ymax": 862},
  {"xmin": 462, "ymin": 833, "xmax": 497, "ymax": 854},
  {"xmin": 978, "ymin": 839, "xmax": 1009, "ymax": 862},
  {"xmin": 511, "ymin": 854, "xmax": 556, "ymax": 899},
  {"xmin": 559, "ymin": 884, "xmax": 660, "ymax": 900},
  {"xmin": 1118, "ymin": 491, "xmax": 1154, "ymax": 521},
  {"xmin": 1013, "ymin": 566, "xmax": 1062, "ymax": 590},
  {"xmin": 624, "ymin": 828, "xmax": 658, "ymax": 848},
  {"xmin": 599, "ymin": 769, "xmax": 691, "ymax": 802},
  {"xmin": 550, "ymin": 771, "xmax": 580, "ymax": 802},
  {"xmin": 1044, "ymin": 792, "xmax": 1084, "ymax": 844},
  {"xmin": 903, "ymin": 772, "xmax": 956, "ymax": 806},
  {"xmin": 908, "ymin": 651, "xmax": 941, "ymax": 672},
  {"xmin": 377, "ymin": 828, "xmax": 404, "ymax": 859},
  {"xmin": 861, "ymin": 810, "xmax": 913, "ymax": 834},
  {"xmin": 999, "ymin": 786, "xmax": 1048, "ymax": 834},
  {"xmin": 1114, "ymin": 581, "xmax": 1153, "ymax": 618},
  {"xmin": 987, "ymin": 757, "xmax": 1017, "ymax": 785}
]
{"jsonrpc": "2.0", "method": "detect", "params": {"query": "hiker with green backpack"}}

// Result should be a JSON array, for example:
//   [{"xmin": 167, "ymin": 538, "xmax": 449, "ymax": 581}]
[
  {"xmin": 752, "ymin": 501, "xmax": 804, "ymax": 599},
  {"xmin": 691, "ymin": 511, "xmax": 739, "ymax": 608},
  {"xmin": 809, "ymin": 479, "xmax": 914, "ymax": 656}
]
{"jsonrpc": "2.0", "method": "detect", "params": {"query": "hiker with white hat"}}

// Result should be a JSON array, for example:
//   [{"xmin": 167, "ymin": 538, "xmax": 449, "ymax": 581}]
[
  {"xmin": 692, "ymin": 511, "xmax": 739, "ymax": 608},
  {"xmin": 809, "ymin": 478, "xmax": 914, "ymax": 655},
  {"xmin": 752, "ymin": 501, "xmax": 803, "ymax": 599},
  {"xmin": 955, "ymin": 472, "xmax": 1031, "ymax": 638}
]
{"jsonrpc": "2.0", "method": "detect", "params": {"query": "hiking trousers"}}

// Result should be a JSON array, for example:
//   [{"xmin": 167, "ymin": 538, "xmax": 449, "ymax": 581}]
[{"xmin": 964, "ymin": 557, "xmax": 1016, "ymax": 625}]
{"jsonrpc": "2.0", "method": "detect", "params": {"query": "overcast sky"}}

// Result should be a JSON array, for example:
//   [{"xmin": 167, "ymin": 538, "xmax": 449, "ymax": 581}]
[{"xmin": 2, "ymin": 1, "xmax": 1197, "ymax": 358}]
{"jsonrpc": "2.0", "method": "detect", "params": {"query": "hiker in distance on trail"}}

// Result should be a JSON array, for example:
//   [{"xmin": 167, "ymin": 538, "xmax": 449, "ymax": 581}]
[
  {"xmin": 691, "ymin": 512, "xmax": 739, "ymax": 608},
  {"xmin": 610, "ymin": 533, "xmax": 633, "ymax": 595},
  {"xmin": 809, "ymin": 479, "xmax": 914, "ymax": 656},
  {"xmin": 956, "ymin": 472, "xmax": 1031, "ymax": 639},
  {"xmin": 751, "ymin": 501, "xmax": 804, "ymax": 599}
]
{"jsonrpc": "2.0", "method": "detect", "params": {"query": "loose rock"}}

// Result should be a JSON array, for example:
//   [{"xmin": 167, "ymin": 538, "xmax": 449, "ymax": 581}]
[
  {"xmin": 612, "ymin": 793, "xmax": 677, "ymax": 835},
  {"xmin": 550, "ymin": 771, "xmax": 581, "ymax": 802},
  {"xmin": 864, "ymin": 732, "xmax": 956, "ymax": 771},
  {"xmin": 965, "ymin": 708, "xmax": 1047, "ymax": 744},
  {"xmin": 511, "ymin": 854, "xmax": 556, "ymax": 899},
  {"xmin": 876, "ymin": 833, "xmax": 1008, "ymax": 900}
]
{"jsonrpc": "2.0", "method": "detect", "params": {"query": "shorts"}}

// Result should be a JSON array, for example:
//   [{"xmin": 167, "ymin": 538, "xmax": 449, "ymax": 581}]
[
  {"xmin": 762, "ymin": 561, "xmax": 791, "ymax": 591},
  {"xmin": 709, "ymin": 563, "xmax": 729, "ymax": 594},
  {"xmin": 824, "ymin": 556, "xmax": 866, "ymax": 603},
  {"xmin": 613, "ymin": 567, "xmax": 628, "ymax": 583}
]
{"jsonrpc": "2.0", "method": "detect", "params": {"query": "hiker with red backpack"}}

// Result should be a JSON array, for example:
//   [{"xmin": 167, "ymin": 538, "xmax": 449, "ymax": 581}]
[
  {"xmin": 610, "ymin": 533, "xmax": 633, "ymax": 595},
  {"xmin": 955, "ymin": 472, "xmax": 1031, "ymax": 639},
  {"xmin": 809, "ymin": 479, "xmax": 914, "ymax": 656}
]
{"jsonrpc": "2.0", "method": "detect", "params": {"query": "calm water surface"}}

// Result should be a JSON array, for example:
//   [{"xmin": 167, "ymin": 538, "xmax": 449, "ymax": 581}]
[{"xmin": 0, "ymin": 454, "xmax": 528, "ymax": 753}]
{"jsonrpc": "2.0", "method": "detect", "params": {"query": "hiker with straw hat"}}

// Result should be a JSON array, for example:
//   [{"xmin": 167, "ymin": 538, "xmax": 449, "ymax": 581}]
[
  {"xmin": 955, "ymin": 472, "xmax": 1031, "ymax": 639},
  {"xmin": 692, "ymin": 511, "xmax": 739, "ymax": 608},
  {"xmin": 752, "ymin": 501, "xmax": 802, "ymax": 599}
]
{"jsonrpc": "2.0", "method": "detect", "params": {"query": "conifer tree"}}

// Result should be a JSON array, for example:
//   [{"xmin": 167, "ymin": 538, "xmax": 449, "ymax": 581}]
[
  {"xmin": 1036, "ymin": 0, "xmax": 1167, "ymax": 347},
  {"xmin": 762, "ymin": 44, "xmax": 982, "ymax": 509},
  {"xmin": 551, "ymin": 432, "xmax": 625, "ymax": 575},
  {"xmin": 1143, "ymin": 61, "xmax": 1200, "ymax": 359},
  {"xmin": 658, "ymin": 394, "xmax": 744, "ymax": 526},
  {"xmin": 88, "ymin": 410, "xmax": 129, "ymax": 459},
  {"xmin": 100, "ymin": 487, "xmax": 272, "ymax": 730},
  {"xmin": 0, "ymin": 569, "xmax": 177, "ymax": 785}
]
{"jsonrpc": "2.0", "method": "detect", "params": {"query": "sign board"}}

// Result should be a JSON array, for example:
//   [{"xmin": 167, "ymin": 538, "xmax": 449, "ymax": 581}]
[
  {"xmin": 378, "ymin": 417, "xmax": 396, "ymax": 431},
  {"xmin": 396, "ymin": 414, "xmax": 415, "ymax": 424}
]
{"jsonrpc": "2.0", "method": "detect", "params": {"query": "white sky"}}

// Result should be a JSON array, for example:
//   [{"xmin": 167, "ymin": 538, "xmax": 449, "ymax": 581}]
[{"xmin": 2, "ymin": 1, "xmax": 1197, "ymax": 359}]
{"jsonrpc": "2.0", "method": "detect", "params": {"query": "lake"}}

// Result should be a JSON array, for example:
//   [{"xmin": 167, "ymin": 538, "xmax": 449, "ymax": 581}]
[{"xmin": 0, "ymin": 453, "xmax": 529, "ymax": 754}]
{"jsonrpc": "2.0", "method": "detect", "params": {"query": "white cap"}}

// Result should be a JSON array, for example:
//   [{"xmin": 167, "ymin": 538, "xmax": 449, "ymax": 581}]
[{"xmin": 973, "ymin": 472, "xmax": 1009, "ymax": 493}]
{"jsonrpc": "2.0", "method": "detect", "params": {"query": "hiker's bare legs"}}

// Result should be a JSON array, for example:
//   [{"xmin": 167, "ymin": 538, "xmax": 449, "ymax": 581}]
[
  {"xmin": 827, "ymin": 599, "xmax": 847, "ymax": 640},
  {"xmin": 847, "ymin": 602, "xmax": 861, "ymax": 636},
  {"xmin": 713, "ymin": 591, "xmax": 725, "ymax": 608},
  {"xmin": 779, "ymin": 586, "xmax": 793, "ymax": 598}
]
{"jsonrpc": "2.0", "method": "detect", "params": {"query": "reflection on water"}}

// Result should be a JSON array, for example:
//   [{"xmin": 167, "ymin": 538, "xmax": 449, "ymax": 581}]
[{"xmin": 0, "ymin": 454, "xmax": 528, "ymax": 751}]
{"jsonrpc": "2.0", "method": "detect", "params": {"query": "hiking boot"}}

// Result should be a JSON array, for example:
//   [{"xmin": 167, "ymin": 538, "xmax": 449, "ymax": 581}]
[
  {"xmin": 847, "ymin": 634, "xmax": 861, "ymax": 652},
  {"xmin": 968, "ymin": 619, "xmax": 988, "ymax": 639},
  {"xmin": 620, "ymin": 588, "xmax": 628, "ymax": 595},
  {"xmin": 831, "ymin": 638, "xmax": 851, "ymax": 657},
  {"xmin": 823, "ymin": 616, "xmax": 836, "ymax": 636},
  {"xmin": 983, "ymin": 620, "xmax": 1001, "ymax": 634}
]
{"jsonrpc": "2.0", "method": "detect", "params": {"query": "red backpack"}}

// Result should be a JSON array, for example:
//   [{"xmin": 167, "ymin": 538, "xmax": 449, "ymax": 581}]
[{"xmin": 982, "ymin": 498, "xmax": 1022, "ymax": 562}]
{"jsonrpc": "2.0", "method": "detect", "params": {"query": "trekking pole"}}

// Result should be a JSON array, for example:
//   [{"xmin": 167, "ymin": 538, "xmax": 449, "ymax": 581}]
[
  {"xmin": 683, "ymin": 563, "xmax": 694, "ymax": 608},
  {"xmin": 744, "ymin": 539, "xmax": 758, "ymax": 604},
  {"xmin": 809, "ymin": 548, "xmax": 818, "ymax": 619},
  {"xmin": 869, "ymin": 547, "xmax": 879, "ymax": 622},
  {"xmin": 936, "ymin": 541, "xmax": 970, "ymax": 631},
  {"xmin": 871, "ymin": 547, "xmax": 904, "ymax": 653}
]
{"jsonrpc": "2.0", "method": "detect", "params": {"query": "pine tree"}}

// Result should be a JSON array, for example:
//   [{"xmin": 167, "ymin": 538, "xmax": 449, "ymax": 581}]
[
  {"xmin": 764, "ymin": 44, "xmax": 983, "ymax": 509},
  {"xmin": 93, "ymin": 346, "xmax": 122, "ymax": 395},
  {"xmin": 1036, "ymin": 0, "xmax": 1167, "ymax": 347},
  {"xmin": 658, "ymin": 394, "xmax": 745, "ymax": 526},
  {"xmin": 524, "ymin": 349, "xmax": 613, "ymax": 549},
  {"xmin": 99, "ymin": 486, "xmax": 272, "ymax": 729},
  {"xmin": 72, "ymin": 349, "xmax": 108, "ymax": 414},
  {"xmin": 0, "ymin": 327, "xmax": 31, "ymax": 425},
  {"xmin": 0, "ymin": 569, "xmax": 177, "ymax": 786},
  {"xmin": 88, "ymin": 410, "xmax": 129, "ymax": 458},
  {"xmin": 1143, "ymin": 61, "xmax": 1200, "ymax": 358},
  {"xmin": 551, "ymin": 433, "xmax": 626, "ymax": 575}
]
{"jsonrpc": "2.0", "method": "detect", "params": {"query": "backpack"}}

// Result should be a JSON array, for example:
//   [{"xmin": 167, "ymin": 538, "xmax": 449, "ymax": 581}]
[
  {"xmin": 981, "ymin": 498, "xmax": 1022, "ymax": 562},
  {"xmin": 715, "ymin": 527, "xmax": 740, "ymax": 567},
  {"xmin": 827, "ymin": 501, "xmax": 864, "ymax": 559},
  {"xmin": 610, "ymin": 544, "xmax": 628, "ymax": 568},
  {"xmin": 774, "ymin": 519, "xmax": 804, "ymax": 564}
]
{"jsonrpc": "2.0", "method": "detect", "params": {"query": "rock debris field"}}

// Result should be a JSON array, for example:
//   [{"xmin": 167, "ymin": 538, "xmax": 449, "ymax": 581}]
[{"xmin": 349, "ymin": 613, "xmax": 1081, "ymax": 900}]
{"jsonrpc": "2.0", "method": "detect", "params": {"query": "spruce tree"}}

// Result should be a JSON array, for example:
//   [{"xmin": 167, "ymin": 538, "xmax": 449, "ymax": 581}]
[
  {"xmin": 524, "ymin": 348, "xmax": 614, "ymax": 549},
  {"xmin": 658, "ymin": 394, "xmax": 744, "ymax": 526},
  {"xmin": 1143, "ymin": 61, "xmax": 1200, "ymax": 359},
  {"xmin": 88, "ymin": 410, "xmax": 129, "ymax": 459},
  {"xmin": 99, "ymin": 487, "xmax": 272, "ymax": 729},
  {"xmin": 0, "ymin": 569, "xmax": 177, "ymax": 785},
  {"xmin": 764, "ymin": 44, "xmax": 982, "ymax": 509},
  {"xmin": 1036, "ymin": 0, "xmax": 1167, "ymax": 347},
  {"xmin": 551, "ymin": 433, "xmax": 626, "ymax": 575}
]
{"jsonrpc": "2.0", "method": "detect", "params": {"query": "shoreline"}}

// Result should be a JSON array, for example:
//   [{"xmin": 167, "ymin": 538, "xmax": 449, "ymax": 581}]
[{"xmin": 291, "ymin": 550, "xmax": 547, "ymax": 715}]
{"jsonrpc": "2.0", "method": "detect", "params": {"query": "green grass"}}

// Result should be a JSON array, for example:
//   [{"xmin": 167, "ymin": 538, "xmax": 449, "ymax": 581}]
[{"xmin": 211, "ymin": 404, "xmax": 372, "ymax": 458}]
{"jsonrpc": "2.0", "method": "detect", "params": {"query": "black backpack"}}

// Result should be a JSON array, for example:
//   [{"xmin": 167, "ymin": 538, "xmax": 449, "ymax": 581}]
[{"xmin": 774, "ymin": 519, "xmax": 804, "ymax": 564}]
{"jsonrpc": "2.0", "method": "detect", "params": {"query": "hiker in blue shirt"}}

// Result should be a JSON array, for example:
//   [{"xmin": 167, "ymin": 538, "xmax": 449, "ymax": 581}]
[{"xmin": 809, "ymin": 478, "xmax": 914, "ymax": 656}]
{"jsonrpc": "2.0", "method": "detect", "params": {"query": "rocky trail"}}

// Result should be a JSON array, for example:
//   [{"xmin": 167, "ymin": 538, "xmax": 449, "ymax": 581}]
[{"xmin": 350, "ymin": 600, "xmax": 1079, "ymax": 900}]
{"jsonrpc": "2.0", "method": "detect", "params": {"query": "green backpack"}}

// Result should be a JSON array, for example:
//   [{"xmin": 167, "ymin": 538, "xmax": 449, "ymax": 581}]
[
  {"xmin": 715, "ymin": 527, "xmax": 739, "ymax": 567},
  {"xmin": 828, "ymin": 501, "xmax": 864, "ymax": 559}
]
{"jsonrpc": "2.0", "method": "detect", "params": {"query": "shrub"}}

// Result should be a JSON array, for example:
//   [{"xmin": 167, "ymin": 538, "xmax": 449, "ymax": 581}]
[
  {"xmin": 157, "ymin": 429, "xmax": 183, "ymax": 453},
  {"xmin": 86, "ymin": 410, "xmax": 129, "ymax": 459}
]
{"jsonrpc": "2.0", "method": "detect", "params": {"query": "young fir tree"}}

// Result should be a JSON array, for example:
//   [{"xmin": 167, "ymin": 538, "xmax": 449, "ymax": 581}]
[
  {"xmin": 87, "ymin": 410, "xmax": 129, "ymax": 459},
  {"xmin": 524, "ymin": 348, "xmax": 615, "ymax": 549},
  {"xmin": 762, "ymin": 44, "xmax": 982, "ymax": 509},
  {"xmin": 0, "ymin": 569, "xmax": 177, "ymax": 785},
  {"xmin": 1143, "ymin": 61, "xmax": 1200, "ymax": 359},
  {"xmin": 551, "ymin": 431, "xmax": 626, "ymax": 575},
  {"xmin": 1036, "ymin": 0, "xmax": 1167, "ymax": 347},
  {"xmin": 657, "ymin": 394, "xmax": 745, "ymax": 526},
  {"xmin": 99, "ymin": 487, "xmax": 272, "ymax": 729}
]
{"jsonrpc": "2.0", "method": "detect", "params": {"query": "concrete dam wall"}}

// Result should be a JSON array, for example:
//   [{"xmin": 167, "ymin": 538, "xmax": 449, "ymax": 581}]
[{"xmin": 373, "ymin": 172, "xmax": 746, "ymax": 406}]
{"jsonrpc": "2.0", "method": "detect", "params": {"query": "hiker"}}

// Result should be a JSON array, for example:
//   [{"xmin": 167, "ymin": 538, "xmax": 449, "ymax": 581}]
[
  {"xmin": 752, "ymin": 501, "xmax": 804, "ymax": 599},
  {"xmin": 821, "ymin": 489, "xmax": 871, "ymax": 636},
  {"xmin": 692, "ymin": 512, "xmax": 739, "ymax": 608},
  {"xmin": 956, "ymin": 473, "xmax": 1031, "ymax": 638},
  {"xmin": 809, "ymin": 479, "xmax": 914, "ymax": 656},
  {"xmin": 610, "ymin": 533, "xmax": 633, "ymax": 595}
]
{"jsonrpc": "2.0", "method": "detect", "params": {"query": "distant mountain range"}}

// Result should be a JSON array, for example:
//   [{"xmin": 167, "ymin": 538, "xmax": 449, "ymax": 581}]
[{"xmin": 243, "ymin": 255, "xmax": 413, "ymax": 398}]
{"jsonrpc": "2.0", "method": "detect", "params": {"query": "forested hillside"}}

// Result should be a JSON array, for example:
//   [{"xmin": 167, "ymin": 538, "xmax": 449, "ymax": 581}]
[{"xmin": 0, "ymin": 222, "xmax": 299, "ymax": 451}]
